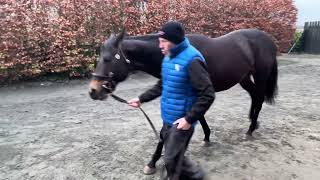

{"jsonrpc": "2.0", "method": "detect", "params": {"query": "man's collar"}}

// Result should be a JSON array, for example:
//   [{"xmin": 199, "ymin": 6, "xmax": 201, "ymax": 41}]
[{"xmin": 169, "ymin": 38, "xmax": 189, "ymax": 58}]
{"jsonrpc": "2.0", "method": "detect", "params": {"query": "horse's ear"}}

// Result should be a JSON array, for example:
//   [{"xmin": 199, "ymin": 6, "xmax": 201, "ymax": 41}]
[
  {"xmin": 104, "ymin": 33, "xmax": 115, "ymax": 45},
  {"xmin": 109, "ymin": 33, "xmax": 115, "ymax": 39},
  {"xmin": 108, "ymin": 33, "xmax": 117, "ymax": 42},
  {"xmin": 115, "ymin": 28, "xmax": 126, "ymax": 47}
]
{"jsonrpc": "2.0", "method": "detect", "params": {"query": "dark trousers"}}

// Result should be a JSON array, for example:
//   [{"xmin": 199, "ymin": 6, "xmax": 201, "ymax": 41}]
[{"xmin": 160, "ymin": 124, "xmax": 204, "ymax": 180}]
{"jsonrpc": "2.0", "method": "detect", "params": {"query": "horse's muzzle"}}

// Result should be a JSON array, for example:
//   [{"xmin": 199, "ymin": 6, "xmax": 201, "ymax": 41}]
[
  {"xmin": 88, "ymin": 79, "xmax": 116, "ymax": 100},
  {"xmin": 89, "ymin": 88, "xmax": 108, "ymax": 100}
]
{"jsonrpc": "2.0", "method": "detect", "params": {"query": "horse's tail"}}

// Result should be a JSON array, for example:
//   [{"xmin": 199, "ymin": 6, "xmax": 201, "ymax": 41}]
[{"xmin": 265, "ymin": 57, "xmax": 278, "ymax": 104}]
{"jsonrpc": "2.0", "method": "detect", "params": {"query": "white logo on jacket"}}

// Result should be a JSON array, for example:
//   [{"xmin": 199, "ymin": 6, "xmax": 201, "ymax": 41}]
[{"xmin": 175, "ymin": 64, "xmax": 180, "ymax": 71}]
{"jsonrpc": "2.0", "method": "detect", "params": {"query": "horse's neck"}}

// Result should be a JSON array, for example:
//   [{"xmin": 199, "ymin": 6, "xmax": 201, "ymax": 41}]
[{"xmin": 122, "ymin": 39, "xmax": 162, "ymax": 78}]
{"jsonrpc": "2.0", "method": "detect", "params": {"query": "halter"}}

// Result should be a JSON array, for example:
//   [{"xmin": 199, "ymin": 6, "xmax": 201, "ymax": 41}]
[
  {"xmin": 91, "ymin": 46, "xmax": 131, "ymax": 80},
  {"xmin": 119, "ymin": 46, "xmax": 131, "ymax": 64},
  {"xmin": 91, "ymin": 46, "xmax": 132, "ymax": 92},
  {"xmin": 91, "ymin": 44, "xmax": 159, "ymax": 138}
]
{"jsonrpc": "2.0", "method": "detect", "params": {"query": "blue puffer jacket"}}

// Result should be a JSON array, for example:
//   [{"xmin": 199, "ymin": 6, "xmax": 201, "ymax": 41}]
[{"xmin": 161, "ymin": 38, "xmax": 205, "ymax": 126}]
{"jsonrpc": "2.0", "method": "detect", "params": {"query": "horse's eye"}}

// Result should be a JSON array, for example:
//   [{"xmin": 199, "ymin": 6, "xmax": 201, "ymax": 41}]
[{"xmin": 115, "ymin": 54, "xmax": 120, "ymax": 60}]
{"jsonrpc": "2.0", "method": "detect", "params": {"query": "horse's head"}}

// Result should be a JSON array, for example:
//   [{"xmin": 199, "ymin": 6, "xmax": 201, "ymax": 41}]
[{"xmin": 89, "ymin": 30, "xmax": 130, "ymax": 100}]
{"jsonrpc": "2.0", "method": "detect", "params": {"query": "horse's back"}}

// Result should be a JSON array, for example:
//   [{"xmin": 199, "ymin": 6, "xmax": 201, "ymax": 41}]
[{"xmin": 187, "ymin": 29, "xmax": 277, "ymax": 91}]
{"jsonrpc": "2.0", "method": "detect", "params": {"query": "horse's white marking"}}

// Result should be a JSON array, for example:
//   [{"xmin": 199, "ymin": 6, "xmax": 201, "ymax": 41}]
[
  {"xmin": 125, "ymin": 59, "xmax": 131, "ymax": 64},
  {"xmin": 109, "ymin": 72, "xmax": 114, "ymax": 77}
]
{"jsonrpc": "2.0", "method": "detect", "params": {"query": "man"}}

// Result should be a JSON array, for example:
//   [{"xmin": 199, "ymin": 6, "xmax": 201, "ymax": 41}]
[{"xmin": 128, "ymin": 21, "xmax": 215, "ymax": 180}]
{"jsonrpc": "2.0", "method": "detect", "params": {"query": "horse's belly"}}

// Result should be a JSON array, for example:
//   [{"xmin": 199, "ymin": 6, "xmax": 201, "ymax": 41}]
[{"xmin": 206, "ymin": 57, "xmax": 252, "ymax": 92}]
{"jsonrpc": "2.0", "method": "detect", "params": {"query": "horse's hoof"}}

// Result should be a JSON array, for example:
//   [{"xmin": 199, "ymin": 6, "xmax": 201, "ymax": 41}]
[
  {"xmin": 143, "ymin": 165, "xmax": 156, "ymax": 175},
  {"xmin": 202, "ymin": 140, "xmax": 211, "ymax": 147},
  {"xmin": 245, "ymin": 134, "xmax": 255, "ymax": 141},
  {"xmin": 203, "ymin": 137, "xmax": 210, "ymax": 143},
  {"xmin": 246, "ymin": 131, "xmax": 252, "ymax": 136}
]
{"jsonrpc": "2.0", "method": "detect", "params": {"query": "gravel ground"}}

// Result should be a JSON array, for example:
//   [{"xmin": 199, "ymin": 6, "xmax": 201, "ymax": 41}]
[{"xmin": 1, "ymin": 54, "xmax": 320, "ymax": 180}]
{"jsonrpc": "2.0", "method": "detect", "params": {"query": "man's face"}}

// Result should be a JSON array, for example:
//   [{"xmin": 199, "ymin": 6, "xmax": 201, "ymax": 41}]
[{"xmin": 159, "ymin": 37, "xmax": 176, "ymax": 56}]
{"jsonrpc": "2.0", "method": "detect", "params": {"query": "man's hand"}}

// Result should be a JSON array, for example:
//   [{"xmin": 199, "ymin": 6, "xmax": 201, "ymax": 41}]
[
  {"xmin": 173, "ymin": 117, "xmax": 191, "ymax": 130},
  {"xmin": 128, "ymin": 98, "xmax": 141, "ymax": 108}
]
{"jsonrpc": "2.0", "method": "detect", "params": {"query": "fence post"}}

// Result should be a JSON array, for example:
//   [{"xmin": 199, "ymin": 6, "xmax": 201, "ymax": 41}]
[{"xmin": 303, "ymin": 21, "xmax": 320, "ymax": 54}]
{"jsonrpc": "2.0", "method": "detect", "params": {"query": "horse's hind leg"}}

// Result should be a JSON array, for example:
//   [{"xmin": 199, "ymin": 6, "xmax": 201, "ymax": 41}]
[
  {"xmin": 199, "ymin": 116, "xmax": 211, "ymax": 142},
  {"xmin": 247, "ymin": 92, "xmax": 264, "ymax": 136},
  {"xmin": 240, "ymin": 75, "xmax": 263, "ymax": 136}
]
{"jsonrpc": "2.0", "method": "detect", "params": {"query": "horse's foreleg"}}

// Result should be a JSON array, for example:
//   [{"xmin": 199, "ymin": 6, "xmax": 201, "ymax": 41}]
[
  {"xmin": 199, "ymin": 116, "xmax": 211, "ymax": 142},
  {"xmin": 147, "ymin": 140, "xmax": 164, "ymax": 168}
]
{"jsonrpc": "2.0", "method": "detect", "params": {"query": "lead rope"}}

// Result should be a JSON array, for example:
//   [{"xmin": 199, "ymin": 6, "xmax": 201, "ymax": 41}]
[
  {"xmin": 110, "ymin": 94, "xmax": 186, "ymax": 180},
  {"xmin": 110, "ymin": 94, "xmax": 159, "ymax": 140}
]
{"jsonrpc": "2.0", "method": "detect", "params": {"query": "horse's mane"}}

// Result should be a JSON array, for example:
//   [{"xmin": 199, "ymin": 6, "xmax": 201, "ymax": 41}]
[
  {"xmin": 125, "ymin": 33, "xmax": 159, "ymax": 41},
  {"xmin": 125, "ymin": 33, "xmax": 210, "ymax": 42}
]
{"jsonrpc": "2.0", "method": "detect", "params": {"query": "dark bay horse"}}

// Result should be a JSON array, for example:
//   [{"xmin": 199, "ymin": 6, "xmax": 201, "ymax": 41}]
[{"xmin": 89, "ymin": 29, "xmax": 278, "ymax": 168}]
